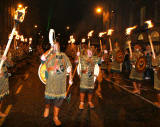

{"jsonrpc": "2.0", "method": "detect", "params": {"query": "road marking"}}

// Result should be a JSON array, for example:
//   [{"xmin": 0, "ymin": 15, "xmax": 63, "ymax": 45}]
[
  {"xmin": 0, "ymin": 105, "xmax": 13, "ymax": 126},
  {"xmin": 16, "ymin": 85, "xmax": 23, "ymax": 94}
]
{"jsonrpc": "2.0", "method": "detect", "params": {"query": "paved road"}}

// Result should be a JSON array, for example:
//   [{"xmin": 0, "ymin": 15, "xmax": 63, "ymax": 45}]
[{"xmin": 0, "ymin": 55, "xmax": 160, "ymax": 127}]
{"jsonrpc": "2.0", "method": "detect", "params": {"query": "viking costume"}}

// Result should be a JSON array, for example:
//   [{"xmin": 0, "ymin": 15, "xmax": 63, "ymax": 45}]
[
  {"xmin": 110, "ymin": 47, "xmax": 122, "ymax": 73},
  {"xmin": 129, "ymin": 45, "xmax": 143, "ymax": 94},
  {"xmin": 0, "ymin": 56, "xmax": 10, "ymax": 117},
  {"xmin": 78, "ymin": 48, "xmax": 101, "ymax": 109},
  {"xmin": 41, "ymin": 42, "xmax": 72, "ymax": 126},
  {"xmin": 129, "ymin": 51, "xmax": 143, "ymax": 81},
  {"xmin": 152, "ymin": 55, "xmax": 160, "ymax": 107}
]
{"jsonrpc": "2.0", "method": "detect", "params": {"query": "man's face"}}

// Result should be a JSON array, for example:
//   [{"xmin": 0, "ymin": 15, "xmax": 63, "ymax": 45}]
[
  {"xmin": 54, "ymin": 43, "xmax": 60, "ymax": 52},
  {"xmin": 87, "ymin": 49, "xmax": 92, "ymax": 57}
]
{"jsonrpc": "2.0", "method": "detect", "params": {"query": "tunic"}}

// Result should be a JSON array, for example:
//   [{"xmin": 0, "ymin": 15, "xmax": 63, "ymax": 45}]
[
  {"xmin": 129, "ymin": 51, "xmax": 143, "ymax": 81},
  {"xmin": 110, "ymin": 48, "xmax": 122, "ymax": 73},
  {"xmin": 0, "ymin": 59, "xmax": 9, "ymax": 100},
  {"xmin": 80, "ymin": 55, "xmax": 100, "ymax": 90},
  {"xmin": 44, "ymin": 52, "xmax": 72, "ymax": 99},
  {"xmin": 152, "ymin": 55, "xmax": 160, "ymax": 90}
]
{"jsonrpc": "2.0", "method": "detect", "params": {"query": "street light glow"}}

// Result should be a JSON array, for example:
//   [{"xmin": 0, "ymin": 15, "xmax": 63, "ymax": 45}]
[
  {"xmin": 34, "ymin": 25, "xmax": 38, "ymax": 28},
  {"xmin": 96, "ymin": 7, "xmax": 102, "ymax": 14},
  {"xmin": 18, "ymin": 4, "xmax": 23, "ymax": 8}
]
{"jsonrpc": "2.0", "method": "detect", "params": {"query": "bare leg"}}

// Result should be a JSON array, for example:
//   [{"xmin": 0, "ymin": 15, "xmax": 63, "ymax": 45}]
[
  {"xmin": 88, "ymin": 93, "xmax": 94, "ymax": 108},
  {"xmin": 0, "ymin": 101, "xmax": 7, "ymax": 117},
  {"xmin": 132, "ymin": 82, "xmax": 140, "ymax": 94},
  {"xmin": 79, "ymin": 93, "xmax": 85, "ymax": 109},
  {"xmin": 53, "ymin": 106, "xmax": 61, "ymax": 126},
  {"xmin": 43, "ymin": 104, "xmax": 50, "ymax": 118}
]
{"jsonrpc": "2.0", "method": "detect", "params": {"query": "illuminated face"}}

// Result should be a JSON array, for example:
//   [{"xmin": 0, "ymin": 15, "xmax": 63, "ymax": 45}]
[
  {"xmin": 53, "ymin": 43, "xmax": 60, "ymax": 52},
  {"xmin": 87, "ymin": 49, "xmax": 92, "ymax": 57}
]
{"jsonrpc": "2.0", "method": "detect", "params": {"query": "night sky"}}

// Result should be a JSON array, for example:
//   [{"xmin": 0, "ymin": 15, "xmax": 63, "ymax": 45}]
[{"xmin": 22, "ymin": 0, "xmax": 103, "ymax": 36}]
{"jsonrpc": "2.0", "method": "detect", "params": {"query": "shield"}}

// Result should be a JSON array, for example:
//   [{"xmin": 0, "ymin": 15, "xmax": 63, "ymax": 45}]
[
  {"xmin": 38, "ymin": 63, "xmax": 47, "ymax": 84},
  {"xmin": 115, "ymin": 50, "xmax": 124, "ymax": 63},
  {"xmin": 157, "ymin": 67, "xmax": 160, "ymax": 80},
  {"xmin": 135, "ymin": 56, "xmax": 147, "ymax": 73}
]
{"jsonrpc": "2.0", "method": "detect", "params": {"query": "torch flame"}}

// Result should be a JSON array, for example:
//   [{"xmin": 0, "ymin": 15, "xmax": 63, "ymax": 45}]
[
  {"xmin": 99, "ymin": 32, "xmax": 107, "ymax": 37},
  {"xmin": 82, "ymin": 38, "xmax": 86, "ymax": 43},
  {"xmin": 88, "ymin": 30, "xmax": 94, "ymax": 38},
  {"xmin": 14, "ymin": 6, "xmax": 27, "ymax": 23},
  {"xmin": 126, "ymin": 26, "xmax": 137, "ymax": 35},
  {"xmin": 145, "ymin": 20, "xmax": 154, "ymax": 29},
  {"xmin": 107, "ymin": 29, "xmax": 114, "ymax": 36}
]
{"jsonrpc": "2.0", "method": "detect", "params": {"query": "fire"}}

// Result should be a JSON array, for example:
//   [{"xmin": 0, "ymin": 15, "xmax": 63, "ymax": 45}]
[
  {"xmin": 107, "ymin": 29, "xmax": 114, "ymax": 36},
  {"xmin": 145, "ymin": 20, "xmax": 154, "ymax": 29},
  {"xmin": 14, "ymin": 6, "xmax": 27, "ymax": 23},
  {"xmin": 81, "ymin": 38, "xmax": 86, "ymax": 43},
  {"xmin": 126, "ymin": 26, "xmax": 137, "ymax": 35},
  {"xmin": 99, "ymin": 32, "xmax": 107, "ymax": 37},
  {"xmin": 88, "ymin": 30, "xmax": 94, "ymax": 38},
  {"xmin": 69, "ymin": 35, "xmax": 75, "ymax": 43}
]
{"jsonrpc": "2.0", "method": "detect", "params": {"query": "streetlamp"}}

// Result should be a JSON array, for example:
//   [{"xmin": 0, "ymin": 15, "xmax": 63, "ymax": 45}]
[{"xmin": 95, "ymin": 7, "xmax": 103, "ymax": 31}]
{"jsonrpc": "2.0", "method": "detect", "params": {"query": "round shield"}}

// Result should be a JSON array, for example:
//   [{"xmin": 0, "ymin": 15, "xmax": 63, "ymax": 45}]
[
  {"xmin": 157, "ymin": 67, "xmax": 160, "ymax": 80},
  {"xmin": 115, "ymin": 50, "xmax": 124, "ymax": 63},
  {"xmin": 135, "ymin": 56, "xmax": 147, "ymax": 73},
  {"xmin": 38, "ymin": 63, "xmax": 47, "ymax": 84}
]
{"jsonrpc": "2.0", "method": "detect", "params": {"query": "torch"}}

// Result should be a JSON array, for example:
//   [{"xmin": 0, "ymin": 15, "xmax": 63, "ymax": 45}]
[
  {"xmin": 107, "ymin": 29, "xmax": 114, "ymax": 52},
  {"xmin": 145, "ymin": 20, "xmax": 156, "ymax": 59},
  {"xmin": 0, "ymin": 5, "xmax": 27, "ymax": 72},
  {"xmin": 99, "ymin": 32, "xmax": 107, "ymax": 52},
  {"xmin": 88, "ymin": 30, "xmax": 94, "ymax": 48},
  {"xmin": 126, "ymin": 26, "xmax": 137, "ymax": 58}
]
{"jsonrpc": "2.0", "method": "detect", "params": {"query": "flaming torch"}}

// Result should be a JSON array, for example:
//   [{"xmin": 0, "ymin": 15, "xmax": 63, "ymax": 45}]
[
  {"xmin": 145, "ymin": 20, "xmax": 156, "ymax": 59},
  {"xmin": 88, "ymin": 30, "xmax": 94, "ymax": 48},
  {"xmin": 0, "ymin": 5, "xmax": 27, "ymax": 72},
  {"xmin": 107, "ymin": 29, "xmax": 114, "ymax": 52},
  {"xmin": 99, "ymin": 32, "xmax": 107, "ymax": 52},
  {"xmin": 126, "ymin": 26, "xmax": 137, "ymax": 58}
]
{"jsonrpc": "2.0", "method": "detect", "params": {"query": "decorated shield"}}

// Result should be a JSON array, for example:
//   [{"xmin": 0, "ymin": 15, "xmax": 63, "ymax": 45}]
[
  {"xmin": 135, "ymin": 56, "xmax": 147, "ymax": 73},
  {"xmin": 38, "ymin": 63, "xmax": 47, "ymax": 84},
  {"xmin": 157, "ymin": 67, "xmax": 160, "ymax": 80},
  {"xmin": 115, "ymin": 50, "xmax": 124, "ymax": 63}
]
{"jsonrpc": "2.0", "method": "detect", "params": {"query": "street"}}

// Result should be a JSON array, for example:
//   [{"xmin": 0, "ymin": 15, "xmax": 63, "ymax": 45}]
[{"xmin": 0, "ymin": 54, "xmax": 160, "ymax": 127}]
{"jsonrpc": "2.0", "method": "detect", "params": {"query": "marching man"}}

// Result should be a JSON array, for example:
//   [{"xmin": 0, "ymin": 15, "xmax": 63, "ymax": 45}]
[
  {"xmin": 77, "ymin": 47, "xmax": 101, "ymax": 109},
  {"xmin": 41, "ymin": 40, "xmax": 72, "ymax": 126}
]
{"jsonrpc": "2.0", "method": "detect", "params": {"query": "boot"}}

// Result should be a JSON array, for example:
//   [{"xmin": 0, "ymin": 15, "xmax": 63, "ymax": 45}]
[
  {"xmin": 53, "ymin": 106, "xmax": 61, "ymax": 126},
  {"xmin": 88, "ymin": 93, "xmax": 94, "ymax": 108},
  {"xmin": 79, "ymin": 93, "xmax": 85, "ymax": 109},
  {"xmin": 43, "ymin": 104, "xmax": 50, "ymax": 118}
]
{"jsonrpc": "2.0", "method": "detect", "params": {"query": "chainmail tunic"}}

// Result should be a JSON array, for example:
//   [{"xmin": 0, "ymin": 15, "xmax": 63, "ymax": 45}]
[
  {"xmin": 44, "ymin": 52, "xmax": 71, "ymax": 99},
  {"xmin": 0, "ymin": 59, "xmax": 9, "ymax": 100},
  {"xmin": 110, "ymin": 48, "xmax": 122, "ymax": 72},
  {"xmin": 152, "ymin": 55, "xmax": 160, "ymax": 90},
  {"xmin": 129, "ymin": 51, "xmax": 143, "ymax": 81},
  {"xmin": 80, "ymin": 55, "xmax": 100, "ymax": 90}
]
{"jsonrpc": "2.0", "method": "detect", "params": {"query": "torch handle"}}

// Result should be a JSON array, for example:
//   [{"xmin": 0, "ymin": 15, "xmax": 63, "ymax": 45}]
[
  {"xmin": 109, "ymin": 38, "xmax": 112, "ymax": 52},
  {"xmin": 0, "ymin": 27, "xmax": 16, "ymax": 72},
  {"xmin": 148, "ymin": 34, "xmax": 156, "ymax": 59},
  {"xmin": 128, "ymin": 40, "xmax": 133, "ymax": 58},
  {"xmin": 100, "ymin": 39, "xmax": 103, "ymax": 52}
]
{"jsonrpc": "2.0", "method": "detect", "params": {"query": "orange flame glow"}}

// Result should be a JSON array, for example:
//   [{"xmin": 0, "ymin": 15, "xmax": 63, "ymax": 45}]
[
  {"xmin": 107, "ymin": 29, "xmax": 114, "ymax": 36},
  {"xmin": 99, "ymin": 32, "xmax": 107, "ymax": 37},
  {"xmin": 126, "ymin": 26, "xmax": 137, "ymax": 35},
  {"xmin": 14, "ymin": 6, "xmax": 27, "ymax": 22},
  {"xmin": 145, "ymin": 20, "xmax": 154, "ymax": 29},
  {"xmin": 88, "ymin": 30, "xmax": 94, "ymax": 38}
]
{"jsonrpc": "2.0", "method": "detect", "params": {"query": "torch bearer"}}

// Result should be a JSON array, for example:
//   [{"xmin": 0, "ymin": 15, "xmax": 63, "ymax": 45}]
[
  {"xmin": 0, "ymin": 5, "xmax": 27, "ymax": 72},
  {"xmin": 145, "ymin": 20, "xmax": 156, "ymax": 59},
  {"xmin": 126, "ymin": 26, "xmax": 137, "ymax": 58},
  {"xmin": 99, "ymin": 32, "xmax": 107, "ymax": 52},
  {"xmin": 88, "ymin": 30, "xmax": 94, "ymax": 48},
  {"xmin": 107, "ymin": 29, "xmax": 114, "ymax": 52}
]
